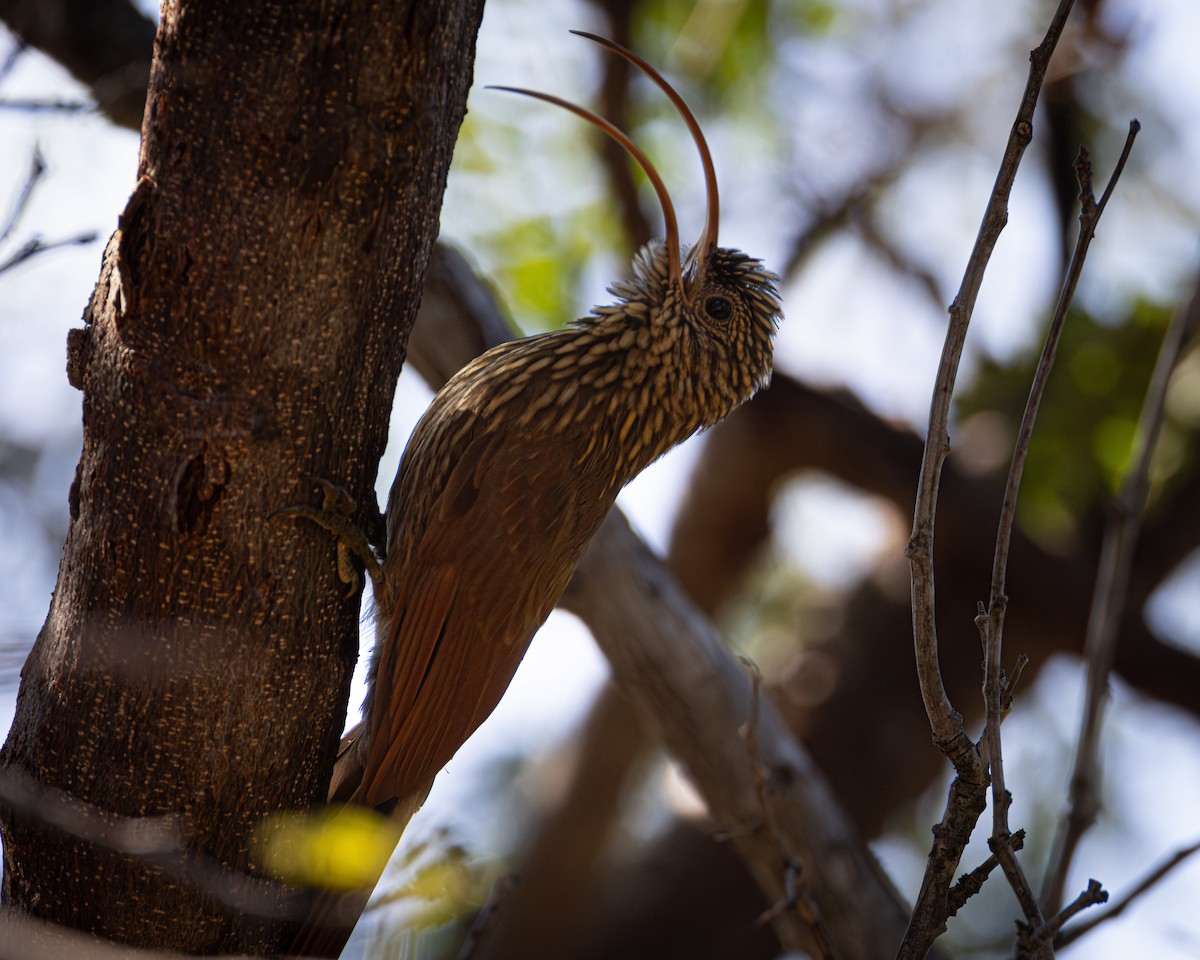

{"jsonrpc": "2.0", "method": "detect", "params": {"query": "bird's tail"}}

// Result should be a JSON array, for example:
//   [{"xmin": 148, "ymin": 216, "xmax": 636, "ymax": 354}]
[
  {"xmin": 327, "ymin": 722, "xmax": 366, "ymax": 804},
  {"xmin": 287, "ymin": 886, "xmax": 375, "ymax": 959}
]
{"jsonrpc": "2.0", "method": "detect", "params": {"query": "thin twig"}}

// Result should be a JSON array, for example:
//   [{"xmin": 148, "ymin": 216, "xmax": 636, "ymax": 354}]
[
  {"xmin": 0, "ymin": 98, "xmax": 93, "ymax": 115},
  {"xmin": 977, "ymin": 123, "xmax": 1140, "ymax": 948},
  {"xmin": 1040, "ymin": 243, "xmax": 1200, "ymax": 911},
  {"xmin": 899, "ymin": 4, "xmax": 1079, "ymax": 955},
  {"xmin": 947, "ymin": 829, "xmax": 1026, "ymax": 917},
  {"xmin": 1024, "ymin": 880, "xmax": 1108, "ymax": 953},
  {"xmin": 739, "ymin": 658, "xmax": 834, "ymax": 959},
  {"xmin": 1055, "ymin": 838, "xmax": 1200, "ymax": 948},
  {"xmin": 0, "ymin": 232, "xmax": 98, "ymax": 276},
  {"xmin": 906, "ymin": 0, "xmax": 1076, "ymax": 753},
  {"xmin": 1, "ymin": 146, "xmax": 45, "ymax": 244},
  {"xmin": 1, "ymin": 146, "xmax": 98, "ymax": 276}
]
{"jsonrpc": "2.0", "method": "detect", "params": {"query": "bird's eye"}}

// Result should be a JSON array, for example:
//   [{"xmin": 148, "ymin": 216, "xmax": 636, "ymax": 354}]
[{"xmin": 705, "ymin": 296, "xmax": 732, "ymax": 321}]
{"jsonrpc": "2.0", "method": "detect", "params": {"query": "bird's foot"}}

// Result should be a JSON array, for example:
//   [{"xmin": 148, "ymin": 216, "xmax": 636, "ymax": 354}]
[{"xmin": 280, "ymin": 478, "xmax": 384, "ymax": 598}]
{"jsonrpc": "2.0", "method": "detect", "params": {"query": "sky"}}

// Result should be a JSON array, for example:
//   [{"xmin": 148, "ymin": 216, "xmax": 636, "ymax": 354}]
[{"xmin": 1, "ymin": 1, "xmax": 1199, "ymax": 957}]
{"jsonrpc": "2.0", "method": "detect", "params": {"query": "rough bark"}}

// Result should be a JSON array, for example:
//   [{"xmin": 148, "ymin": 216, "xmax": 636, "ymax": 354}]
[{"xmin": 0, "ymin": 0, "xmax": 484, "ymax": 954}]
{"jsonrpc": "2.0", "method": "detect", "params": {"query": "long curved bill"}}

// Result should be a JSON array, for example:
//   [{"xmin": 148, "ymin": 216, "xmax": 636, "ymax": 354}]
[
  {"xmin": 490, "ymin": 33, "xmax": 721, "ymax": 297},
  {"xmin": 487, "ymin": 85, "xmax": 683, "ymax": 288},
  {"xmin": 572, "ymin": 31, "xmax": 720, "ymax": 279}
]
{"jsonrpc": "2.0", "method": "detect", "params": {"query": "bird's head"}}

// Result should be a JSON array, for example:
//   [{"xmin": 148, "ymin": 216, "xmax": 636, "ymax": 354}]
[{"xmin": 493, "ymin": 32, "xmax": 782, "ymax": 418}]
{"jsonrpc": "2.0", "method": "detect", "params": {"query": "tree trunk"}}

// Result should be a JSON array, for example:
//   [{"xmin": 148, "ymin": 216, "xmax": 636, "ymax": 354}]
[{"xmin": 0, "ymin": 0, "xmax": 484, "ymax": 954}]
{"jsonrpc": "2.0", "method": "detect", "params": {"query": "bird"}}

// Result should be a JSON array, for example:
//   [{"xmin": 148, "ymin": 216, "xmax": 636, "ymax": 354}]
[{"xmin": 287, "ymin": 31, "xmax": 782, "ymax": 957}]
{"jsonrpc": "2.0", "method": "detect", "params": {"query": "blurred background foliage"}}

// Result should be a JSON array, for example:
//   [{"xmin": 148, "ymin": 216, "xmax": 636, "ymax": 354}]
[
  {"xmin": 959, "ymin": 301, "xmax": 1176, "ymax": 548},
  {"xmin": 1, "ymin": 0, "xmax": 1199, "ymax": 957}
]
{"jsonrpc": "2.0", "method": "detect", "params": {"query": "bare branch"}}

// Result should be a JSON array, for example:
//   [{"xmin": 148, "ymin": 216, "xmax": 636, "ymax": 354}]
[
  {"xmin": 1055, "ymin": 839, "xmax": 1200, "ymax": 948},
  {"xmin": 1025, "ymin": 880, "xmax": 1108, "ymax": 953},
  {"xmin": 0, "ymin": 144, "xmax": 44, "ymax": 243},
  {"xmin": 562, "ymin": 512, "xmax": 921, "ymax": 960},
  {"xmin": 906, "ymin": 0, "xmax": 1076, "ymax": 755},
  {"xmin": 0, "ymin": 98, "xmax": 93, "ymax": 114},
  {"xmin": 900, "ymin": 3, "xmax": 1079, "ymax": 953},
  {"xmin": 0, "ymin": 231, "xmax": 98, "ymax": 275},
  {"xmin": 0, "ymin": 145, "xmax": 98, "ymax": 275},
  {"xmin": 986, "ymin": 126, "xmax": 1141, "ymax": 622},
  {"xmin": 1041, "ymin": 241, "xmax": 1200, "ymax": 911},
  {"xmin": 977, "ymin": 123, "xmax": 1140, "ymax": 944},
  {"xmin": 946, "ymin": 829, "xmax": 1026, "ymax": 917},
  {"xmin": 740, "ymin": 658, "xmax": 834, "ymax": 958}
]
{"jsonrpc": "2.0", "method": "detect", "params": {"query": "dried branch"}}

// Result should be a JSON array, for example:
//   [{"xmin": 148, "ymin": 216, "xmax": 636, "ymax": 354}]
[
  {"xmin": 0, "ymin": 145, "xmax": 98, "ymax": 275},
  {"xmin": 900, "ymin": 3, "xmax": 1078, "ymax": 954},
  {"xmin": 0, "ymin": 145, "xmax": 43, "ymax": 243},
  {"xmin": 1040, "ymin": 251, "xmax": 1200, "ymax": 911},
  {"xmin": 0, "ymin": 98, "xmax": 93, "ymax": 114},
  {"xmin": 1055, "ymin": 838, "xmax": 1200, "ymax": 948},
  {"xmin": 976, "ymin": 124, "xmax": 1140, "ymax": 946},
  {"xmin": 562, "ymin": 512, "xmax": 921, "ymax": 960},
  {"xmin": 1025, "ymin": 880, "xmax": 1108, "ymax": 954},
  {"xmin": 0, "ymin": 231, "xmax": 99, "ymax": 275},
  {"xmin": 907, "ymin": 0, "xmax": 1076, "ymax": 754},
  {"xmin": 740, "ymin": 658, "xmax": 833, "ymax": 958},
  {"xmin": 946, "ymin": 829, "xmax": 1025, "ymax": 917}
]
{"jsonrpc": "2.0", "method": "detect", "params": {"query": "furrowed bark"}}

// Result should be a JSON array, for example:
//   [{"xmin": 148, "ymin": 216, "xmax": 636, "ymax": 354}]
[{"xmin": 0, "ymin": 1, "xmax": 484, "ymax": 953}]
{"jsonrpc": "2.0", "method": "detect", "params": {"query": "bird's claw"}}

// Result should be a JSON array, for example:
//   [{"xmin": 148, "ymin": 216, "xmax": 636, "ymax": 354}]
[{"xmin": 281, "ymin": 478, "xmax": 384, "ymax": 597}]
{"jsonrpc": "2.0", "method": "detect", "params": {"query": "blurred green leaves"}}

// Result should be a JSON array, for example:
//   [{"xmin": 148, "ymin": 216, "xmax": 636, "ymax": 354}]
[
  {"xmin": 478, "ymin": 209, "xmax": 622, "ymax": 332},
  {"xmin": 640, "ymin": 0, "xmax": 837, "ymax": 88},
  {"xmin": 959, "ymin": 299, "xmax": 1195, "ymax": 549}
]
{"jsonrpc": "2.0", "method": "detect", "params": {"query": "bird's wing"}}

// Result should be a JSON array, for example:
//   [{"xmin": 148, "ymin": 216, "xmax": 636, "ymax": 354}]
[{"xmin": 355, "ymin": 424, "xmax": 605, "ymax": 808}]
